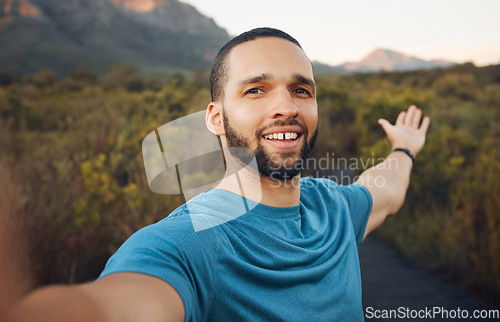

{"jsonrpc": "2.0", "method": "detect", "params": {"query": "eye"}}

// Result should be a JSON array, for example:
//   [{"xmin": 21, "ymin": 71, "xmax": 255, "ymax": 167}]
[
  {"xmin": 293, "ymin": 88, "xmax": 312, "ymax": 96},
  {"xmin": 245, "ymin": 87, "xmax": 264, "ymax": 95}
]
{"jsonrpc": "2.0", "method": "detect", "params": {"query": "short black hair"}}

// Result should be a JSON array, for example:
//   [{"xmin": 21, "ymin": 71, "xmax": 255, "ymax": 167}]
[{"xmin": 209, "ymin": 27, "xmax": 303, "ymax": 102}]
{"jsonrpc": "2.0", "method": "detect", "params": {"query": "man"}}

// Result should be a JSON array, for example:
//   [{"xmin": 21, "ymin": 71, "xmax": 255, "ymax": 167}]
[{"xmin": 6, "ymin": 27, "xmax": 429, "ymax": 321}]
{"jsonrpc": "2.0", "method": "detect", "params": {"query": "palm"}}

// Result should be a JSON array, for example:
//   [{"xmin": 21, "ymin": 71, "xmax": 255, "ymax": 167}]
[{"xmin": 378, "ymin": 105, "xmax": 430, "ymax": 156}]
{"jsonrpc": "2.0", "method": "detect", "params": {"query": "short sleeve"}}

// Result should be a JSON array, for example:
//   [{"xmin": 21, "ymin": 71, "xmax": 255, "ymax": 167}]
[
  {"xmin": 336, "ymin": 183, "xmax": 373, "ymax": 246},
  {"xmin": 98, "ymin": 213, "xmax": 219, "ymax": 321}
]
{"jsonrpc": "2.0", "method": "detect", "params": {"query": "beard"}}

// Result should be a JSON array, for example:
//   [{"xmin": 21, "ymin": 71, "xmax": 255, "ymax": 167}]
[{"xmin": 222, "ymin": 112, "xmax": 318, "ymax": 181}]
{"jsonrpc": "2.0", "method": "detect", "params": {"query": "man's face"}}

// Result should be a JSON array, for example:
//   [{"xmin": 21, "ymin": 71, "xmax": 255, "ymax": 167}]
[{"xmin": 219, "ymin": 37, "xmax": 318, "ymax": 180}]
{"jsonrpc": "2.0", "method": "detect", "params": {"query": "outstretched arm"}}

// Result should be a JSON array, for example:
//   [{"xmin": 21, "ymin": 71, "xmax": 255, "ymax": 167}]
[
  {"xmin": 3, "ymin": 273, "xmax": 185, "ymax": 322},
  {"xmin": 356, "ymin": 105, "xmax": 430, "ymax": 239}
]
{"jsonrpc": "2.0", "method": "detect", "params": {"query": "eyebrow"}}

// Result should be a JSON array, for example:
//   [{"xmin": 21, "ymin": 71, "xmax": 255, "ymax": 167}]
[
  {"xmin": 238, "ymin": 73, "xmax": 273, "ymax": 86},
  {"xmin": 238, "ymin": 73, "xmax": 316, "ymax": 89},
  {"xmin": 292, "ymin": 73, "xmax": 316, "ymax": 89}
]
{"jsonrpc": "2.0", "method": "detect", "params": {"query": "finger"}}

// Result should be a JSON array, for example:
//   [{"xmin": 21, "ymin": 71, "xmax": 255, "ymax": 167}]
[
  {"xmin": 405, "ymin": 105, "xmax": 417, "ymax": 125},
  {"xmin": 412, "ymin": 108, "xmax": 422, "ymax": 128},
  {"xmin": 378, "ymin": 118, "xmax": 392, "ymax": 133},
  {"xmin": 396, "ymin": 111, "xmax": 406, "ymax": 126},
  {"xmin": 419, "ymin": 116, "xmax": 431, "ymax": 134}
]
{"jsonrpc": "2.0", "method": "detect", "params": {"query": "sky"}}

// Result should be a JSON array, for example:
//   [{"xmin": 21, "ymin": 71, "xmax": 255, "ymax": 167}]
[{"xmin": 181, "ymin": 0, "xmax": 500, "ymax": 67}]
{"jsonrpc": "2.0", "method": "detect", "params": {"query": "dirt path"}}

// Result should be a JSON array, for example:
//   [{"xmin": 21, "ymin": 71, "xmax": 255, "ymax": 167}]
[{"xmin": 359, "ymin": 235, "xmax": 498, "ymax": 321}]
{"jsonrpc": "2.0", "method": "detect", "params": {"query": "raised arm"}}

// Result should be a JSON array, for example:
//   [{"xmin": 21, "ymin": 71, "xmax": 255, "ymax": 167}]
[
  {"xmin": 4, "ymin": 273, "xmax": 185, "ymax": 322},
  {"xmin": 356, "ymin": 105, "xmax": 430, "ymax": 239}
]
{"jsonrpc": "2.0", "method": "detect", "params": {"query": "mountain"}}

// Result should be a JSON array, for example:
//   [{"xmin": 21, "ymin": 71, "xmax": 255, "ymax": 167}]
[
  {"xmin": 313, "ymin": 48, "xmax": 455, "ymax": 74},
  {"xmin": 0, "ymin": 0, "xmax": 230, "ymax": 76}
]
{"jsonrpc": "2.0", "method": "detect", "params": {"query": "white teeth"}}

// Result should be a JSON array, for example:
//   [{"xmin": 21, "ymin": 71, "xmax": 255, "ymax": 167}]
[{"xmin": 264, "ymin": 132, "xmax": 299, "ymax": 140}]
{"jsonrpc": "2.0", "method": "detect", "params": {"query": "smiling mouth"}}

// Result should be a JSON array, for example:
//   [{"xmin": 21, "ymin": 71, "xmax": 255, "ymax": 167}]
[{"xmin": 262, "ymin": 132, "xmax": 301, "ymax": 141}]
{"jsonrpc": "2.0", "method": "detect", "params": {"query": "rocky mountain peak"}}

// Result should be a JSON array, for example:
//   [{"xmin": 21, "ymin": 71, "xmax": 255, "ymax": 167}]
[
  {"xmin": 1, "ymin": 0, "xmax": 40, "ymax": 17},
  {"xmin": 313, "ymin": 48, "xmax": 455, "ymax": 74},
  {"xmin": 109, "ymin": 0, "xmax": 172, "ymax": 12},
  {"xmin": 0, "ymin": 0, "xmax": 46, "ymax": 32},
  {"xmin": 341, "ymin": 48, "xmax": 454, "ymax": 73},
  {"xmin": 353, "ymin": 48, "xmax": 413, "ymax": 71}
]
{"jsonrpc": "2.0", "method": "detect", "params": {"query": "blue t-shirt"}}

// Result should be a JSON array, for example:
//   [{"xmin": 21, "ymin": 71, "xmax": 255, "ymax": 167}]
[{"xmin": 99, "ymin": 177, "xmax": 372, "ymax": 321}]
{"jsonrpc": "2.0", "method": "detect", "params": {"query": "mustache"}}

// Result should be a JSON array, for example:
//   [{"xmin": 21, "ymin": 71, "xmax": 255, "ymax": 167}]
[{"xmin": 255, "ymin": 119, "xmax": 308, "ymax": 138}]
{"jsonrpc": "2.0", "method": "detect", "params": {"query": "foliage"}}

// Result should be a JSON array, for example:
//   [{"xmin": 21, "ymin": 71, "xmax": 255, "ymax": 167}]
[
  {"xmin": 357, "ymin": 66, "xmax": 500, "ymax": 306},
  {"xmin": 1, "ymin": 62, "xmax": 499, "ymax": 307}
]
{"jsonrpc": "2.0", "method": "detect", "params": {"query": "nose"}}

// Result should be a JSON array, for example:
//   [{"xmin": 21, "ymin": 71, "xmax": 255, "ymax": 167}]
[{"xmin": 270, "ymin": 89, "xmax": 299, "ymax": 119}]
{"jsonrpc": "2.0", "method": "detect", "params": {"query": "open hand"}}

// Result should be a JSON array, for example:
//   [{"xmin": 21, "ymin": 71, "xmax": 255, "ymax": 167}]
[{"xmin": 377, "ymin": 105, "xmax": 430, "ymax": 156}]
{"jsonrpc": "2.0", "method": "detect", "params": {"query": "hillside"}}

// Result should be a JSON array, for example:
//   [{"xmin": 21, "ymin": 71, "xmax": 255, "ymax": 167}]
[{"xmin": 0, "ymin": 0, "xmax": 230, "ymax": 76}]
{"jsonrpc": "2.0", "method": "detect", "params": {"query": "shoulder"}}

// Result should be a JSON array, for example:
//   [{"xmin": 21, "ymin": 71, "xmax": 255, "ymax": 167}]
[
  {"xmin": 300, "ymin": 176, "xmax": 338, "ymax": 191},
  {"xmin": 99, "ymin": 199, "xmax": 222, "ymax": 320},
  {"xmin": 300, "ymin": 177, "xmax": 372, "ymax": 212},
  {"xmin": 301, "ymin": 176, "xmax": 370, "ymax": 197},
  {"xmin": 123, "ymin": 201, "xmax": 223, "ymax": 255},
  {"xmin": 100, "ymin": 197, "xmax": 224, "ymax": 278}
]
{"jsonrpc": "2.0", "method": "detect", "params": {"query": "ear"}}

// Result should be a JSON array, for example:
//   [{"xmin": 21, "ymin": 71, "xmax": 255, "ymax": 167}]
[{"xmin": 206, "ymin": 101, "xmax": 225, "ymax": 136}]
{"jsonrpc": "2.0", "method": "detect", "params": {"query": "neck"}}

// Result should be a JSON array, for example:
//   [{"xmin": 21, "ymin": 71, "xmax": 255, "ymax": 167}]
[{"xmin": 215, "ymin": 154, "xmax": 301, "ymax": 208}]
